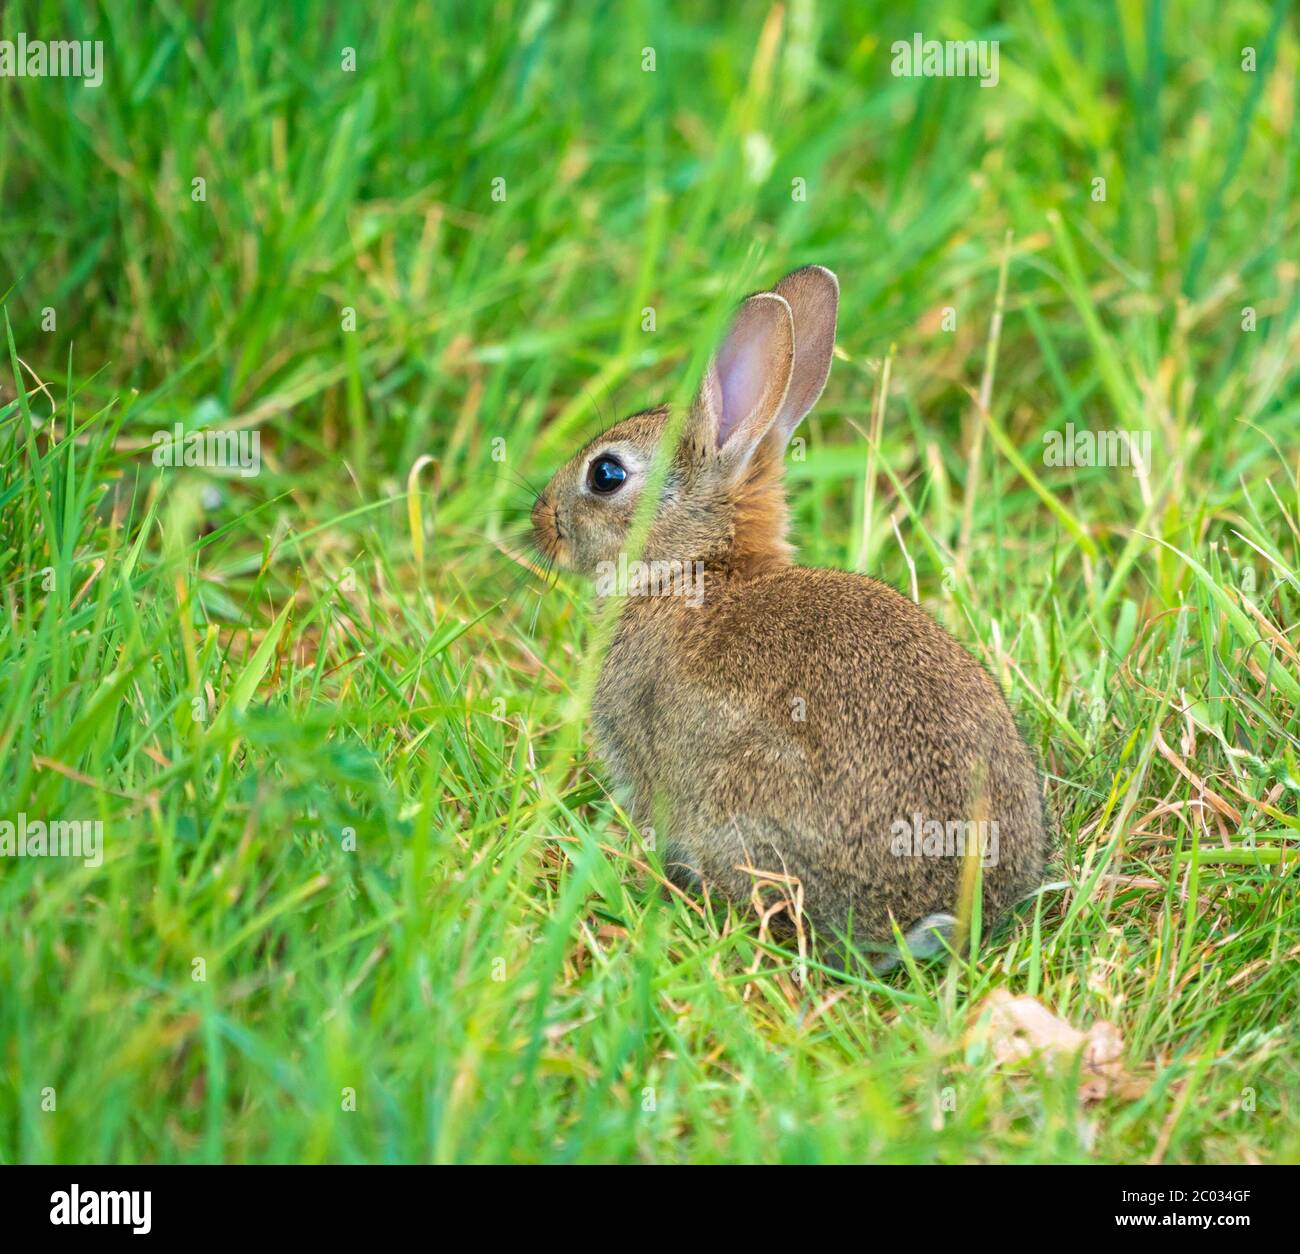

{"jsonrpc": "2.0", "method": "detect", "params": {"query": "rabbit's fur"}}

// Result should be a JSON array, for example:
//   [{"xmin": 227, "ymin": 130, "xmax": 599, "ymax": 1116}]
[{"xmin": 533, "ymin": 267, "xmax": 1046, "ymax": 967}]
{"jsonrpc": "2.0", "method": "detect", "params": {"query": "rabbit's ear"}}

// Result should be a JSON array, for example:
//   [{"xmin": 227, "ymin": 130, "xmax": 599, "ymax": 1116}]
[
  {"xmin": 768, "ymin": 265, "xmax": 839, "ymax": 449},
  {"xmin": 693, "ymin": 291, "xmax": 794, "ymax": 474}
]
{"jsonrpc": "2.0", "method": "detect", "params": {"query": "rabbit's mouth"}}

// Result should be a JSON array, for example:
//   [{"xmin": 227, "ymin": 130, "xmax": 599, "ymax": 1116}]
[{"xmin": 531, "ymin": 496, "xmax": 569, "ymax": 565}]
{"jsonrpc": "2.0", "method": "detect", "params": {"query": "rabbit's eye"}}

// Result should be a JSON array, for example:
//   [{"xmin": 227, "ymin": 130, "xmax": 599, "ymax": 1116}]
[{"xmin": 588, "ymin": 455, "xmax": 627, "ymax": 495}]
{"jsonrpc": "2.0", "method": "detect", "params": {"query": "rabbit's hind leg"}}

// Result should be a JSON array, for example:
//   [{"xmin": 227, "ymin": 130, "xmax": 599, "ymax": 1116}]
[{"xmin": 867, "ymin": 913, "xmax": 958, "ymax": 974}]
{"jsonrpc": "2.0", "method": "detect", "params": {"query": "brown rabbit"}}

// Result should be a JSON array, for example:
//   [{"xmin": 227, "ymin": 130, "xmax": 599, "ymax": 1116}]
[{"xmin": 532, "ymin": 266, "xmax": 1046, "ymax": 970}]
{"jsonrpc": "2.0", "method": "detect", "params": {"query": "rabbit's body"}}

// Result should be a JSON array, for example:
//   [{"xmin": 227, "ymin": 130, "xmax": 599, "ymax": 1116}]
[
  {"xmin": 593, "ymin": 506, "xmax": 1044, "ymax": 949},
  {"xmin": 535, "ymin": 266, "xmax": 1046, "ymax": 965}
]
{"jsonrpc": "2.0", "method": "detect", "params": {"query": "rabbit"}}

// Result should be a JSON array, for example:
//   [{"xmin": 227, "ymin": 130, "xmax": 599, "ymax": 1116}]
[{"xmin": 531, "ymin": 265, "xmax": 1047, "ymax": 971}]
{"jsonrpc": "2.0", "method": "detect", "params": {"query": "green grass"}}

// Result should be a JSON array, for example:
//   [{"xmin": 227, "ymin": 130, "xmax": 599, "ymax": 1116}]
[{"xmin": 1, "ymin": 0, "xmax": 1298, "ymax": 1163}]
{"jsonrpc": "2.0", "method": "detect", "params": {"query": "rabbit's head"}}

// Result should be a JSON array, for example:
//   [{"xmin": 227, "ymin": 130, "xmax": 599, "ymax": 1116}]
[{"xmin": 532, "ymin": 266, "xmax": 838, "ymax": 579}]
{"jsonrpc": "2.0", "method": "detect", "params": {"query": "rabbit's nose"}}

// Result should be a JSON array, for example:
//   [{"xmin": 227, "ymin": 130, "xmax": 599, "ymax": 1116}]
[{"xmin": 531, "ymin": 496, "xmax": 563, "ymax": 543}]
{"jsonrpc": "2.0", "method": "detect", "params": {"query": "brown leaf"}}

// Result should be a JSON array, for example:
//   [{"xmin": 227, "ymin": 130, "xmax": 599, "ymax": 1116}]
[{"xmin": 970, "ymin": 990, "xmax": 1143, "ymax": 1102}]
